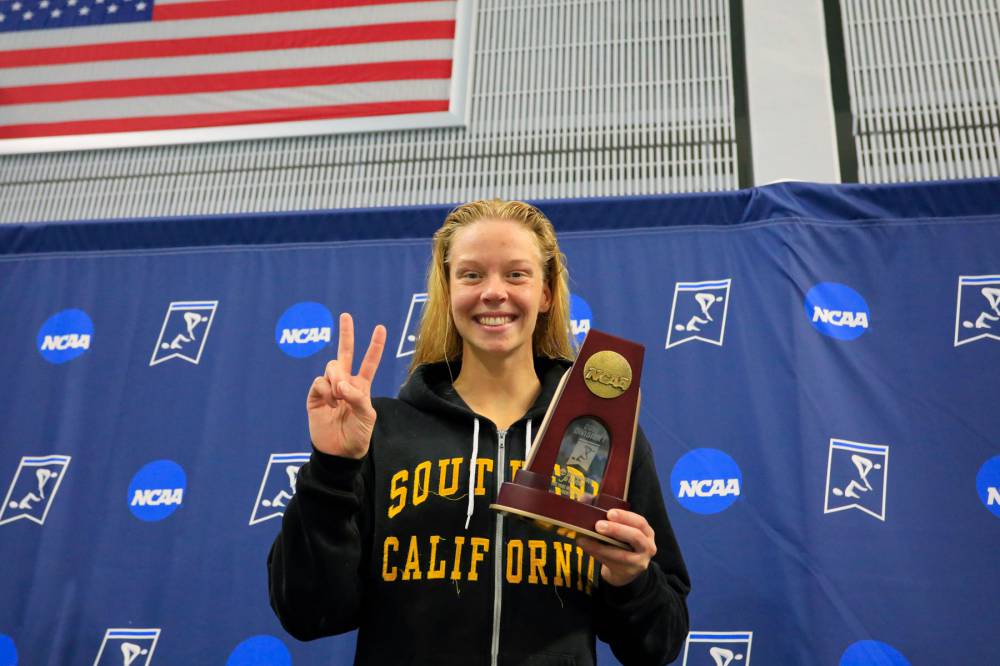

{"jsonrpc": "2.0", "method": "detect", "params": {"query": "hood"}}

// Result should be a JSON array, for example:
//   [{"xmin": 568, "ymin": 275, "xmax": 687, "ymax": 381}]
[{"xmin": 398, "ymin": 356, "xmax": 573, "ymax": 425}]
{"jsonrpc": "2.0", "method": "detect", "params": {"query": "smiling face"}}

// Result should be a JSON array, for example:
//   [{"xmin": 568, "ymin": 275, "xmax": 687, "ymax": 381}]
[{"xmin": 447, "ymin": 218, "xmax": 553, "ymax": 364}]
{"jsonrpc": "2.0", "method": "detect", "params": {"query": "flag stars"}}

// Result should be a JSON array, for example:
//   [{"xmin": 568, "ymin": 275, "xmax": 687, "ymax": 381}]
[{"xmin": 0, "ymin": 0, "xmax": 154, "ymax": 28}]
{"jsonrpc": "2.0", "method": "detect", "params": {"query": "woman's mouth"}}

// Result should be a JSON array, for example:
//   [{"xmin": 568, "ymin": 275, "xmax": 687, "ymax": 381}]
[{"xmin": 474, "ymin": 314, "xmax": 517, "ymax": 327}]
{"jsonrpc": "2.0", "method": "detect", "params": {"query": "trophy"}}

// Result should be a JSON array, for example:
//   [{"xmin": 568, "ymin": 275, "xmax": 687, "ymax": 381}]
[{"xmin": 491, "ymin": 329, "xmax": 643, "ymax": 548}]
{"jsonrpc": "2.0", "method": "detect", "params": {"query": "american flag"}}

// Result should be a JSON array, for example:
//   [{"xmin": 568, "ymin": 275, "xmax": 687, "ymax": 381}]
[{"xmin": 0, "ymin": 0, "xmax": 469, "ymax": 152}]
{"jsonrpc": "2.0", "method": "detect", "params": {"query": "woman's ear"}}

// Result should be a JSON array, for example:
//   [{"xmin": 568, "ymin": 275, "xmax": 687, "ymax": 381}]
[{"xmin": 540, "ymin": 283, "xmax": 553, "ymax": 314}]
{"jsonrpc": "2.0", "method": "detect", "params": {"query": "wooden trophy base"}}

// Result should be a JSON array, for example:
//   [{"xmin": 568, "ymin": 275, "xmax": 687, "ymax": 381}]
[{"xmin": 491, "ymin": 473, "xmax": 631, "ymax": 550}]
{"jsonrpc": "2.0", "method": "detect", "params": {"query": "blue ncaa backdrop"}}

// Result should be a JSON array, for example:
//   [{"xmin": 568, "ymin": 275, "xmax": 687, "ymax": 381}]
[{"xmin": 0, "ymin": 178, "xmax": 998, "ymax": 664}]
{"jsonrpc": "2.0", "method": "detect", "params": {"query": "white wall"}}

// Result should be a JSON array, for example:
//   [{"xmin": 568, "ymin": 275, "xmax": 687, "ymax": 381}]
[{"xmin": 743, "ymin": 0, "xmax": 840, "ymax": 184}]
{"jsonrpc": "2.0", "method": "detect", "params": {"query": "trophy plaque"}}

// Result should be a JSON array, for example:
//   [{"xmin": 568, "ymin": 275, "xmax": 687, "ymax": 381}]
[{"xmin": 490, "ymin": 329, "xmax": 643, "ymax": 549}]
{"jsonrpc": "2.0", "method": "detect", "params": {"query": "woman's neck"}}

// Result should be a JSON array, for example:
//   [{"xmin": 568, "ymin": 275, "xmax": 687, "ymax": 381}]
[{"xmin": 452, "ymin": 348, "xmax": 541, "ymax": 430}]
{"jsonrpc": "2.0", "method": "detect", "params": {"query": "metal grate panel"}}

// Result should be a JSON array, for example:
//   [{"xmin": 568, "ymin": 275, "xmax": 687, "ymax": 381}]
[
  {"xmin": 0, "ymin": 0, "xmax": 742, "ymax": 223},
  {"xmin": 836, "ymin": 0, "xmax": 1000, "ymax": 182}
]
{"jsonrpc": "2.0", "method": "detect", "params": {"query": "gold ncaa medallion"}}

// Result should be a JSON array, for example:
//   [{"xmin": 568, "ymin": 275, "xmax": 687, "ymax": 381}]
[{"xmin": 583, "ymin": 350, "xmax": 632, "ymax": 399}]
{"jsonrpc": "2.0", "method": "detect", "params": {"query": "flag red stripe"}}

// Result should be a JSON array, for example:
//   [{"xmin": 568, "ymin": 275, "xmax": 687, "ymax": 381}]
[
  {"xmin": 0, "ymin": 99, "xmax": 451, "ymax": 138},
  {"xmin": 152, "ymin": 0, "xmax": 433, "ymax": 22},
  {"xmin": 2, "ymin": 60, "xmax": 452, "ymax": 105},
  {"xmin": 0, "ymin": 21, "xmax": 456, "ymax": 69}
]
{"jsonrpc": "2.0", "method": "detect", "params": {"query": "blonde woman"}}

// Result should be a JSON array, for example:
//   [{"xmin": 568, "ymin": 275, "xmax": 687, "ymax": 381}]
[{"xmin": 269, "ymin": 200, "xmax": 690, "ymax": 665}]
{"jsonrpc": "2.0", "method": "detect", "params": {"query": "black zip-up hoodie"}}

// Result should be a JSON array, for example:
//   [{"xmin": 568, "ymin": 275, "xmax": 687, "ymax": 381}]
[{"xmin": 268, "ymin": 358, "xmax": 690, "ymax": 665}]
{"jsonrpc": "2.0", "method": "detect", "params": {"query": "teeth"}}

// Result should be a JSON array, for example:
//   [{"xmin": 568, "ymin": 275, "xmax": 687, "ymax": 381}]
[{"xmin": 478, "ymin": 315, "xmax": 513, "ymax": 326}]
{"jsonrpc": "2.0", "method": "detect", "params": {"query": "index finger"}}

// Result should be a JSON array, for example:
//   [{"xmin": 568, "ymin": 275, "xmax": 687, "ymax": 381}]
[
  {"xmin": 358, "ymin": 324, "xmax": 387, "ymax": 383},
  {"xmin": 337, "ymin": 312, "xmax": 355, "ymax": 374},
  {"xmin": 607, "ymin": 509, "xmax": 654, "ymax": 540}
]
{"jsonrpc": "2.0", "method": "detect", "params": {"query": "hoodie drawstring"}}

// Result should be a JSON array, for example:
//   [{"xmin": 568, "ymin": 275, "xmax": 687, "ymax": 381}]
[
  {"xmin": 526, "ymin": 419, "xmax": 533, "ymax": 460},
  {"xmin": 464, "ymin": 417, "xmax": 534, "ymax": 530},
  {"xmin": 465, "ymin": 418, "xmax": 480, "ymax": 529}
]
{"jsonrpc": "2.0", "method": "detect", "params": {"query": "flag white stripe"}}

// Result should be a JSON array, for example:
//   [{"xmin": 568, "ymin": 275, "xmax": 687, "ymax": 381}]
[
  {"xmin": 2, "ymin": 79, "xmax": 449, "ymax": 125},
  {"xmin": 0, "ymin": 1, "xmax": 454, "ymax": 50},
  {"xmin": 4, "ymin": 39, "xmax": 453, "ymax": 86}
]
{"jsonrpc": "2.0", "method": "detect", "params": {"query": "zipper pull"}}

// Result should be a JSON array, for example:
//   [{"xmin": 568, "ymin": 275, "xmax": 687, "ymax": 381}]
[{"xmin": 497, "ymin": 429, "xmax": 506, "ymax": 482}]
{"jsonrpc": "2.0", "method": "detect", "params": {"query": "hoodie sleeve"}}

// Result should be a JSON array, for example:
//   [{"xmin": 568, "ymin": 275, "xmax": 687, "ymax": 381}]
[
  {"xmin": 267, "ymin": 444, "xmax": 373, "ymax": 640},
  {"xmin": 594, "ymin": 427, "xmax": 691, "ymax": 665}
]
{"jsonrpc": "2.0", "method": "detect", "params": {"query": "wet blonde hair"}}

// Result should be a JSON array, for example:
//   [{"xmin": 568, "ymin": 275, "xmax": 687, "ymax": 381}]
[{"xmin": 408, "ymin": 199, "xmax": 573, "ymax": 374}]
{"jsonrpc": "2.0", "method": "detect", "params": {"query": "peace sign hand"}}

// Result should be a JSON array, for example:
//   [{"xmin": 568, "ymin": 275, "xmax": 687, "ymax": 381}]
[{"xmin": 307, "ymin": 313, "xmax": 387, "ymax": 459}]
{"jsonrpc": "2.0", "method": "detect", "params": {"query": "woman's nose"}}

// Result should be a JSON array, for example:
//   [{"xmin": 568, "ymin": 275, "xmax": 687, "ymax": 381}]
[{"xmin": 481, "ymin": 275, "xmax": 508, "ymax": 302}]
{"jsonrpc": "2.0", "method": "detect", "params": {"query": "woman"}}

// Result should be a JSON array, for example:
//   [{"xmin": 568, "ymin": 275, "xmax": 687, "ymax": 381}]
[{"xmin": 268, "ymin": 200, "xmax": 690, "ymax": 665}]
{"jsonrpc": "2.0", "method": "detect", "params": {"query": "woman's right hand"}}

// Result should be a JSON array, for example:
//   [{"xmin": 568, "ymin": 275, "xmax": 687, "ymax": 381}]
[{"xmin": 307, "ymin": 313, "xmax": 387, "ymax": 459}]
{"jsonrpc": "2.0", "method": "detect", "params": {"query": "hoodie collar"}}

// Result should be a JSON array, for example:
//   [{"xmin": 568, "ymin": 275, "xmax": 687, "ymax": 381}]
[{"xmin": 399, "ymin": 356, "xmax": 572, "ymax": 425}]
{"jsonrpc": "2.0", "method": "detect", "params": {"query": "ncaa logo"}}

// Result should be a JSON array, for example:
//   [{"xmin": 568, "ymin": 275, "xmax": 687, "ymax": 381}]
[
  {"xmin": 804, "ymin": 282, "xmax": 870, "ymax": 340},
  {"xmin": 128, "ymin": 460, "xmax": 186, "ymax": 522},
  {"xmin": 976, "ymin": 455, "xmax": 1000, "ymax": 519},
  {"xmin": 824, "ymin": 439, "xmax": 889, "ymax": 521},
  {"xmin": 149, "ymin": 300, "xmax": 218, "ymax": 366},
  {"xmin": 840, "ymin": 640, "xmax": 910, "ymax": 666},
  {"xmin": 226, "ymin": 635, "xmax": 291, "ymax": 666},
  {"xmin": 250, "ymin": 453, "xmax": 310, "ymax": 525},
  {"xmin": 0, "ymin": 634, "xmax": 16, "ymax": 665},
  {"xmin": 37, "ymin": 309, "xmax": 93, "ymax": 364},
  {"xmin": 682, "ymin": 631, "xmax": 752, "ymax": 666},
  {"xmin": 0, "ymin": 455, "xmax": 71, "ymax": 526},
  {"xmin": 954, "ymin": 274, "xmax": 1000, "ymax": 346},
  {"xmin": 671, "ymin": 449, "xmax": 742, "ymax": 514},
  {"xmin": 275, "ymin": 302, "xmax": 334, "ymax": 358},
  {"xmin": 93, "ymin": 628, "xmax": 159, "ymax": 666},
  {"xmin": 570, "ymin": 293, "xmax": 592, "ymax": 347},
  {"xmin": 666, "ymin": 280, "xmax": 732, "ymax": 349},
  {"xmin": 396, "ymin": 293, "xmax": 428, "ymax": 358}
]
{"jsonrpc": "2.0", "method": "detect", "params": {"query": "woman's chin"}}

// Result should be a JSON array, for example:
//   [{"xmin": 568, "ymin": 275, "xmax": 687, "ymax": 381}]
[{"xmin": 463, "ymin": 338, "xmax": 532, "ymax": 361}]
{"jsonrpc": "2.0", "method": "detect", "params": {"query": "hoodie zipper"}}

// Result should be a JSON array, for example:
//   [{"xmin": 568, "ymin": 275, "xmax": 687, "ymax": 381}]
[{"xmin": 490, "ymin": 428, "xmax": 507, "ymax": 666}]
